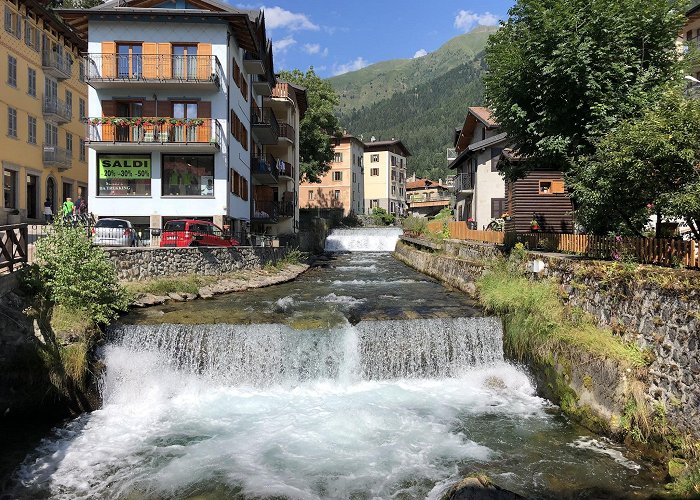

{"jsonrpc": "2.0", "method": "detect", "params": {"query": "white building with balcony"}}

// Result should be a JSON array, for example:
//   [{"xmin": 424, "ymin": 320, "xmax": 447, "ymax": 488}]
[{"xmin": 58, "ymin": 0, "xmax": 278, "ymax": 238}]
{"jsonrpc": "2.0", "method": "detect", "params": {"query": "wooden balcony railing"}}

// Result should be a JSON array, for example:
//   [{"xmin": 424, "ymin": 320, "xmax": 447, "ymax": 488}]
[{"xmin": 86, "ymin": 117, "xmax": 223, "ymax": 146}]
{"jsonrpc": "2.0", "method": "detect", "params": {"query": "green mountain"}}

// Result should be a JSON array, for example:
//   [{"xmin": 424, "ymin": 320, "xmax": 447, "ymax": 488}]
[{"xmin": 328, "ymin": 26, "xmax": 496, "ymax": 180}]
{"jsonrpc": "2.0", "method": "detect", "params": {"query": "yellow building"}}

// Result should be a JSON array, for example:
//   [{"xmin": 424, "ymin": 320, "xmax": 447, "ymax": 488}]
[
  {"xmin": 363, "ymin": 139, "xmax": 409, "ymax": 217},
  {"xmin": 0, "ymin": 0, "xmax": 87, "ymax": 225}
]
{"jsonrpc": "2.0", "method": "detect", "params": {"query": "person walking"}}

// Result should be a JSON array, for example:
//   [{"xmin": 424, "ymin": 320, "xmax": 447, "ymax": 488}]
[
  {"xmin": 62, "ymin": 197, "xmax": 75, "ymax": 218},
  {"xmin": 43, "ymin": 198, "xmax": 53, "ymax": 223}
]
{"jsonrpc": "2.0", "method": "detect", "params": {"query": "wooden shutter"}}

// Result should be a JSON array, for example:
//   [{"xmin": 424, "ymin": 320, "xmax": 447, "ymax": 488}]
[
  {"xmin": 158, "ymin": 43, "xmax": 171, "ymax": 79},
  {"xmin": 101, "ymin": 100, "xmax": 116, "ymax": 141},
  {"xmin": 101, "ymin": 41, "xmax": 116, "ymax": 78},
  {"xmin": 197, "ymin": 43, "xmax": 212, "ymax": 80},
  {"xmin": 198, "ymin": 101, "xmax": 211, "ymax": 142},
  {"xmin": 233, "ymin": 60, "xmax": 240, "ymax": 88},
  {"xmin": 551, "ymin": 179, "xmax": 566, "ymax": 194},
  {"xmin": 142, "ymin": 42, "xmax": 158, "ymax": 79},
  {"xmin": 241, "ymin": 177, "xmax": 248, "ymax": 201},
  {"xmin": 142, "ymin": 100, "xmax": 156, "ymax": 117}
]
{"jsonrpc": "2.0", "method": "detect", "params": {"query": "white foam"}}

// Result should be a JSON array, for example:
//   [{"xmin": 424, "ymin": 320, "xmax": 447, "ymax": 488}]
[
  {"xmin": 325, "ymin": 228, "xmax": 403, "ymax": 252},
  {"xmin": 569, "ymin": 437, "xmax": 641, "ymax": 471},
  {"xmin": 318, "ymin": 293, "xmax": 367, "ymax": 307},
  {"xmin": 274, "ymin": 296, "xmax": 295, "ymax": 311}
]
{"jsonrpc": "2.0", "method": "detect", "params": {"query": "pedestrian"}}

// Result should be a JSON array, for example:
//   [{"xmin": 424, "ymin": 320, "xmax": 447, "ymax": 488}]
[
  {"xmin": 43, "ymin": 198, "xmax": 53, "ymax": 224},
  {"xmin": 74, "ymin": 195, "xmax": 83, "ymax": 215},
  {"xmin": 62, "ymin": 197, "xmax": 74, "ymax": 218}
]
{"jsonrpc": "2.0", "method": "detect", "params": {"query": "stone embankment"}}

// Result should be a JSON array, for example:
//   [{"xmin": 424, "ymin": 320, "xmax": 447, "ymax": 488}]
[
  {"xmin": 105, "ymin": 246, "xmax": 291, "ymax": 281},
  {"xmin": 395, "ymin": 237, "xmax": 700, "ymax": 444},
  {"xmin": 132, "ymin": 264, "xmax": 309, "ymax": 307}
]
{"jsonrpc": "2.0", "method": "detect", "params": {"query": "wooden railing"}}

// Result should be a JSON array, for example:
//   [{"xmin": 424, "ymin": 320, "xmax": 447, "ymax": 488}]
[
  {"xmin": 517, "ymin": 232, "xmax": 698, "ymax": 268},
  {"xmin": 0, "ymin": 223, "xmax": 28, "ymax": 273}
]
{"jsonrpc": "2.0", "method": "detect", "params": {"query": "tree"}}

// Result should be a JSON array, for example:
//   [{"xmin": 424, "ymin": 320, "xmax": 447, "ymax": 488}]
[
  {"xmin": 573, "ymin": 87, "xmax": 700, "ymax": 238},
  {"xmin": 278, "ymin": 68, "xmax": 341, "ymax": 183},
  {"xmin": 52, "ymin": 0, "xmax": 105, "ymax": 8},
  {"xmin": 484, "ymin": 0, "xmax": 686, "ymax": 180}
]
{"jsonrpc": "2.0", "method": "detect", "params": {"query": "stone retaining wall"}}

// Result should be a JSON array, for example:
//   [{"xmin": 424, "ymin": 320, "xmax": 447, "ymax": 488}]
[{"xmin": 105, "ymin": 246, "xmax": 290, "ymax": 281}]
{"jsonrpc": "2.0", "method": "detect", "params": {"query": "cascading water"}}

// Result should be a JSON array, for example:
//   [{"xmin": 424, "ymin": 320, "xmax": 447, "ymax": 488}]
[
  {"xmin": 324, "ymin": 227, "xmax": 403, "ymax": 252},
  {"xmin": 11, "ymin": 252, "xmax": 655, "ymax": 499}
]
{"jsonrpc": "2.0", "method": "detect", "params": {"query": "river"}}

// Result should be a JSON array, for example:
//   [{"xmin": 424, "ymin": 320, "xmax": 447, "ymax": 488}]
[{"xmin": 6, "ymin": 229, "xmax": 659, "ymax": 499}]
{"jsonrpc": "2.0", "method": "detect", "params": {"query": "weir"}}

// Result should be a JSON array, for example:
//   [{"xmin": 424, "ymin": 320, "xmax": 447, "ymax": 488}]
[{"xmin": 324, "ymin": 227, "xmax": 403, "ymax": 252}]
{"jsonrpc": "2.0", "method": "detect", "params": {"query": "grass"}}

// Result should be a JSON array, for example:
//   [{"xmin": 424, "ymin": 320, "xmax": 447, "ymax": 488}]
[
  {"xmin": 477, "ymin": 261, "xmax": 647, "ymax": 368},
  {"xmin": 50, "ymin": 305, "xmax": 95, "ymax": 338}
]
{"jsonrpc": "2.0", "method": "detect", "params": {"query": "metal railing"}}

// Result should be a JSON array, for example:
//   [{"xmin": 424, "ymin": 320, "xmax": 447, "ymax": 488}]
[
  {"xmin": 252, "ymin": 106, "xmax": 280, "ymax": 136},
  {"xmin": 43, "ymin": 144, "xmax": 72, "ymax": 169},
  {"xmin": 451, "ymin": 173, "xmax": 474, "ymax": 192},
  {"xmin": 43, "ymin": 95, "xmax": 72, "ymax": 122},
  {"xmin": 86, "ymin": 117, "xmax": 223, "ymax": 146},
  {"xmin": 84, "ymin": 54, "xmax": 224, "ymax": 87},
  {"xmin": 251, "ymin": 153, "xmax": 279, "ymax": 182},
  {"xmin": 278, "ymin": 122, "xmax": 295, "ymax": 142},
  {"xmin": 278, "ymin": 160, "xmax": 293, "ymax": 178},
  {"xmin": 252, "ymin": 200, "xmax": 279, "ymax": 222},
  {"xmin": 42, "ymin": 50, "xmax": 71, "ymax": 79},
  {"xmin": 407, "ymin": 193, "xmax": 452, "ymax": 203}
]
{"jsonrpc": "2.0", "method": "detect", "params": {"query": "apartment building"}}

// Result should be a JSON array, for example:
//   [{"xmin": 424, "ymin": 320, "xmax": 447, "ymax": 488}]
[
  {"xmin": 1, "ymin": 0, "xmax": 88, "ymax": 225},
  {"xmin": 299, "ymin": 134, "xmax": 364, "ymax": 216},
  {"xmin": 448, "ymin": 107, "xmax": 507, "ymax": 229},
  {"xmin": 405, "ymin": 176, "xmax": 452, "ymax": 218},
  {"xmin": 251, "ymin": 80, "xmax": 306, "ymax": 236},
  {"xmin": 363, "ymin": 139, "xmax": 409, "ymax": 217},
  {"xmin": 59, "ymin": 0, "xmax": 283, "ymax": 237}
]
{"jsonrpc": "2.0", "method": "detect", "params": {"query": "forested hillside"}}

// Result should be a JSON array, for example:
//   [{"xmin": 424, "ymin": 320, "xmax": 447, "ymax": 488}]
[{"xmin": 328, "ymin": 27, "xmax": 494, "ymax": 180}]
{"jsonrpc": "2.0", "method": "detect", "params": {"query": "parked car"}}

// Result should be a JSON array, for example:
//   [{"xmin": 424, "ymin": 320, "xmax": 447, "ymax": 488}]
[
  {"xmin": 159, "ymin": 219, "xmax": 240, "ymax": 247},
  {"xmin": 92, "ymin": 218, "xmax": 137, "ymax": 247}
]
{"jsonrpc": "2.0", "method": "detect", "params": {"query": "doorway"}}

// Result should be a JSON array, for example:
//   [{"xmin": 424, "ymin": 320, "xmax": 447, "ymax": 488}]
[
  {"xmin": 46, "ymin": 177, "xmax": 56, "ymax": 214},
  {"xmin": 26, "ymin": 174, "xmax": 38, "ymax": 219}
]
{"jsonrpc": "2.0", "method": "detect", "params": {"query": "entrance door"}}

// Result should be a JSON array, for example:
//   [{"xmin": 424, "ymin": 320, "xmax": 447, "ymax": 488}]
[{"xmin": 26, "ymin": 174, "xmax": 38, "ymax": 219}]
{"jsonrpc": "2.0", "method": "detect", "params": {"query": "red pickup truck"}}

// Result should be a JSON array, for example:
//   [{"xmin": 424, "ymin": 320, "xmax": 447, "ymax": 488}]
[{"xmin": 159, "ymin": 219, "xmax": 240, "ymax": 247}]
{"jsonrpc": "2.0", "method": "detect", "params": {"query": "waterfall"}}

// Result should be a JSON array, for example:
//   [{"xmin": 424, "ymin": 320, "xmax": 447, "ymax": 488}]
[
  {"xmin": 324, "ymin": 227, "xmax": 403, "ymax": 252},
  {"xmin": 103, "ymin": 318, "xmax": 503, "ymax": 397}
]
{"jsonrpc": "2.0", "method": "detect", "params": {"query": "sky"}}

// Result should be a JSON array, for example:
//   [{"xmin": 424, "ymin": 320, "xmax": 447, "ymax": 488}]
[{"xmin": 234, "ymin": 1, "xmax": 514, "ymax": 78}]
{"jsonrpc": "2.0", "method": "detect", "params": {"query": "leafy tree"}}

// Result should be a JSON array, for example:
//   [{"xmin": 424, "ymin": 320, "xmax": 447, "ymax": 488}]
[
  {"xmin": 485, "ymin": 0, "xmax": 686, "ymax": 180},
  {"xmin": 279, "ymin": 68, "xmax": 341, "ymax": 183},
  {"xmin": 573, "ymin": 88, "xmax": 700, "ymax": 238},
  {"xmin": 52, "ymin": 0, "xmax": 105, "ymax": 8},
  {"xmin": 25, "ymin": 221, "xmax": 129, "ymax": 324},
  {"xmin": 370, "ymin": 207, "xmax": 395, "ymax": 226}
]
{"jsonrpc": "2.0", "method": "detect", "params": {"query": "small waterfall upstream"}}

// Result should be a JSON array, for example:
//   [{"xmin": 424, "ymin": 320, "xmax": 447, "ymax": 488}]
[
  {"xmin": 104, "ymin": 318, "xmax": 504, "ymax": 394},
  {"xmin": 324, "ymin": 227, "xmax": 403, "ymax": 252}
]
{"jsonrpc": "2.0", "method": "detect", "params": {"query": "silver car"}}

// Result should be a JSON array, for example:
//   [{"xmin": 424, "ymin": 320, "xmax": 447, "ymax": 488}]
[{"xmin": 92, "ymin": 218, "xmax": 137, "ymax": 247}]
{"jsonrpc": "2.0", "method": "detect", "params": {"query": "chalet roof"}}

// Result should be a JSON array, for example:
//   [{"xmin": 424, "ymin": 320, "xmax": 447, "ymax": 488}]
[
  {"xmin": 363, "ymin": 139, "xmax": 411, "ymax": 157},
  {"xmin": 453, "ymin": 106, "xmax": 500, "ymax": 153},
  {"xmin": 406, "ymin": 178, "xmax": 447, "ymax": 190},
  {"xmin": 448, "ymin": 132, "xmax": 508, "ymax": 170}
]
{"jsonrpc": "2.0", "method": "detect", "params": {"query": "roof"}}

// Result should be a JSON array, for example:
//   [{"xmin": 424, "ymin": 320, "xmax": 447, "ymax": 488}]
[
  {"xmin": 448, "ymin": 132, "xmax": 509, "ymax": 170},
  {"xmin": 274, "ymin": 81, "xmax": 308, "ymax": 119},
  {"xmin": 56, "ymin": 0, "xmax": 258, "ymax": 53},
  {"xmin": 363, "ymin": 139, "xmax": 411, "ymax": 157},
  {"xmin": 23, "ymin": 0, "xmax": 86, "ymax": 51},
  {"xmin": 453, "ymin": 106, "xmax": 500, "ymax": 153},
  {"xmin": 406, "ymin": 178, "xmax": 447, "ymax": 190}
]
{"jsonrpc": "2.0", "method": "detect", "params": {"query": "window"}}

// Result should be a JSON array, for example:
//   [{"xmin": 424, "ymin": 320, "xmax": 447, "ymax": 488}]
[
  {"xmin": 24, "ymin": 18, "xmax": 33, "ymax": 47},
  {"xmin": 79, "ymin": 98, "xmax": 85, "ymax": 120},
  {"xmin": 3, "ymin": 169, "xmax": 17, "ymax": 208},
  {"xmin": 7, "ymin": 107, "xmax": 17, "ymax": 137},
  {"xmin": 391, "ymin": 171, "xmax": 396, "ymax": 181},
  {"xmin": 333, "ymin": 171, "xmax": 343, "ymax": 181},
  {"xmin": 308, "ymin": 191, "xmax": 314, "ymax": 200},
  {"xmin": 79, "ymin": 139, "xmax": 85, "ymax": 161},
  {"xmin": 390, "ymin": 156, "xmax": 398, "ymax": 167},
  {"xmin": 391, "ymin": 185, "xmax": 396, "ymax": 195},
  {"xmin": 352, "ymin": 154, "xmax": 356, "ymax": 166},
  {"xmin": 233, "ymin": 59, "xmax": 241, "ymax": 88},
  {"xmin": 333, "ymin": 190, "xmax": 340, "ymax": 200},
  {"xmin": 172, "ymin": 44, "xmax": 197, "ymax": 79},
  {"xmin": 370, "ymin": 154, "xmax": 379, "ymax": 163},
  {"xmin": 4, "ymin": 6, "xmax": 20, "ymax": 38},
  {"xmin": 7, "ymin": 55, "xmax": 17, "ymax": 87},
  {"xmin": 27, "ymin": 116, "xmax": 36, "ymax": 144},
  {"xmin": 370, "ymin": 199, "xmax": 379, "ymax": 209},
  {"xmin": 352, "ymin": 172, "xmax": 356, "ymax": 183},
  {"xmin": 538, "ymin": 179, "xmax": 565, "ymax": 194},
  {"xmin": 45, "ymin": 77, "xmax": 57, "ymax": 101},
  {"xmin": 65, "ymin": 90, "xmax": 72, "ymax": 115},
  {"xmin": 45, "ymin": 123, "xmax": 57, "ymax": 146},
  {"xmin": 240, "ymin": 76, "xmax": 248, "ymax": 102},
  {"xmin": 63, "ymin": 182, "xmax": 72, "ymax": 202},
  {"xmin": 66, "ymin": 132, "xmax": 73, "ymax": 156},
  {"xmin": 370, "ymin": 168, "xmax": 379, "ymax": 176},
  {"xmin": 97, "ymin": 154, "xmax": 151, "ymax": 196},
  {"xmin": 333, "ymin": 152, "xmax": 343, "ymax": 163},
  {"xmin": 162, "ymin": 154, "xmax": 214, "ymax": 196},
  {"xmin": 27, "ymin": 67, "xmax": 36, "ymax": 97},
  {"xmin": 79, "ymin": 61, "xmax": 85, "ymax": 82},
  {"xmin": 491, "ymin": 198, "xmax": 507, "ymax": 219},
  {"xmin": 117, "ymin": 43, "xmax": 142, "ymax": 79}
]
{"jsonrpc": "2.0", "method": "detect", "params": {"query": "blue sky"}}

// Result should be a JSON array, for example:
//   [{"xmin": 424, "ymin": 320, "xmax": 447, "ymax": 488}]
[{"xmin": 234, "ymin": 1, "xmax": 514, "ymax": 78}]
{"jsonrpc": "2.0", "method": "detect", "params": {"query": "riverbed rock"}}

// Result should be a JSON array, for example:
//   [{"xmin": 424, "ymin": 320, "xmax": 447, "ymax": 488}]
[
  {"xmin": 167, "ymin": 292, "xmax": 186, "ymax": 302},
  {"xmin": 134, "ymin": 294, "xmax": 167, "ymax": 307},
  {"xmin": 442, "ymin": 476, "xmax": 523, "ymax": 500}
]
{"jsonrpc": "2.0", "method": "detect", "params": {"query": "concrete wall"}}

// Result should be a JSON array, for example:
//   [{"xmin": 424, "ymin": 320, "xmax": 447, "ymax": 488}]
[{"xmin": 105, "ymin": 246, "xmax": 290, "ymax": 281}]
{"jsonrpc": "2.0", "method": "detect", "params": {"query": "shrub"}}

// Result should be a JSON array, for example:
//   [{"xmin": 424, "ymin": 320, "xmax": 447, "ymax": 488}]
[
  {"xmin": 371, "ymin": 207, "xmax": 395, "ymax": 226},
  {"xmin": 434, "ymin": 207, "xmax": 453, "ymax": 220},
  {"xmin": 402, "ymin": 216, "xmax": 427, "ymax": 235},
  {"xmin": 23, "ymin": 220, "xmax": 129, "ymax": 325},
  {"xmin": 339, "ymin": 211, "xmax": 362, "ymax": 227}
]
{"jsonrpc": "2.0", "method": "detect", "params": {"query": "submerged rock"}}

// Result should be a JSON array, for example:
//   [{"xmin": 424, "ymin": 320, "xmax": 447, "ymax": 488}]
[{"xmin": 442, "ymin": 476, "xmax": 523, "ymax": 500}]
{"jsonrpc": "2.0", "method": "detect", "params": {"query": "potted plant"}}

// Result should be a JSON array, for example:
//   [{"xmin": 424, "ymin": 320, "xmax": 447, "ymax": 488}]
[
  {"xmin": 530, "ymin": 217, "xmax": 541, "ymax": 232},
  {"xmin": 501, "ymin": 212, "xmax": 512, "ymax": 222}
]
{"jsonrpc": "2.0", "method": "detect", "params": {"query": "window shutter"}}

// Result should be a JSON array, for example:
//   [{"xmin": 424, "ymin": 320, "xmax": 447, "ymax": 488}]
[
  {"xmin": 100, "ymin": 100, "xmax": 116, "ymax": 141},
  {"xmin": 196, "ymin": 43, "xmax": 212, "ymax": 80},
  {"xmin": 158, "ymin": 43, "xmax": 171, "ymax": 78},
  {"xmin": 551, "ymin": 179, "xmax": 566, "ymax": 194},
  {"xmin": 142, "ymin": 42, "xmax": 158, "ymax": 79},
  {"xmin": 101, "ymin": 41, "xmax": 116, "ymax": 78}
]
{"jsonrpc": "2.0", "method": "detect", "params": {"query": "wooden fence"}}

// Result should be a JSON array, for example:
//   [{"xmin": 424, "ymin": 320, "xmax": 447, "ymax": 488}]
[
  {"xmin": 0, "ymin": 223, "xmax": 28, "ymax": 273},
  {"xmin": 447, "ymin": 222, "xmax": 505, "ymax": 244}
]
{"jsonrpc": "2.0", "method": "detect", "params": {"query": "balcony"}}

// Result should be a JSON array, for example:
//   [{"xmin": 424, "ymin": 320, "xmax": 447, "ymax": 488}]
[
  {"xmin": 252, "ymin": 200, "xmax": 279, "ymax": 223},
  {"xmin": 251, "ymin": 154, "xmax": 279, "ymax": 185},
  {"xmin": 42, "ymin": 50, "xmax": 72, "ymax": 80},
  {"xmin": 251, "ymin": 107, "xmax": 279, "ymax": 145},
  {"xmin": 42, "ymin": 95, "xmax": 72, "ymax": 124},
  {"xmin": 278, "ymin": 122, "xmax": 295, "ymax": 143},
  {"xmin": 279, "ymin": 195, "xmax": 295, "ymax": 218},
  {"xmin": 83, "ymin": 54, "xmax": 224, "ymax": 90},
  {"xmin": 451, "ymin": 173, "xmax": 474, "ymax": 194},
  {"xmin": 407, "ymin": 192, "xmax": 452, "ymax": 208},
  {"xmin": 85, "ymin": 117, "xmax": 223, "ymax": 152},
  {"xmin": 43, "ymin": 144, "xmax": 72, "ymax": 170},
  {"xmin": 252, "ymin": 73, "xmax": 273, "ymax": 96},
  {"xmin": 278, "ymin": 160, "xmax": 293, "ymax": 179},
  {"xmin": 243, "ymin": 52, "xmax": 265, "ymax": 75}
]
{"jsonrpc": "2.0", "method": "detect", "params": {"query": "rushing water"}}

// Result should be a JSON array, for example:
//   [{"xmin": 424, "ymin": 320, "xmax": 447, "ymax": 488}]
[{"xmin": 8, "ymin": 229, "xmax": 660, "ymax": 499}]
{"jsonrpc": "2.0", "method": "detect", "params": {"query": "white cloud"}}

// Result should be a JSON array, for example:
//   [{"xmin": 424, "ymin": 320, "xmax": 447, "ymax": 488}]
[
  {"xmin": 264, "ymin": 6, "xmax": 319, "ymax": 31},
  {"xmin": 303, "ymin": 43, "xmax": 329, "ymax": 57},
  {"xmin": 332, "ymin": 57, "xmax": 369, "ymax": 76},
  {"xmin": 273, "ymin": 36, "xmax": 296, "ymax": 53},
  {"xmin": 454, "ymin": 10, "xmax": 499, "ymax": 32},
  {"xmin": 413, "ymin": 48, "xmax": 428, "ymax": 58}
]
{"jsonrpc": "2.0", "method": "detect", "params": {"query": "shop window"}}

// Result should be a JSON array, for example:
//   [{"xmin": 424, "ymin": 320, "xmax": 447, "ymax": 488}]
[
  {"xmin": 162, "ymin": 154, "xmax": 214, "ymax": 196},
  {"xmin": 97, "ymin": 154, "xmax": 151, "ymax": 196}
]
